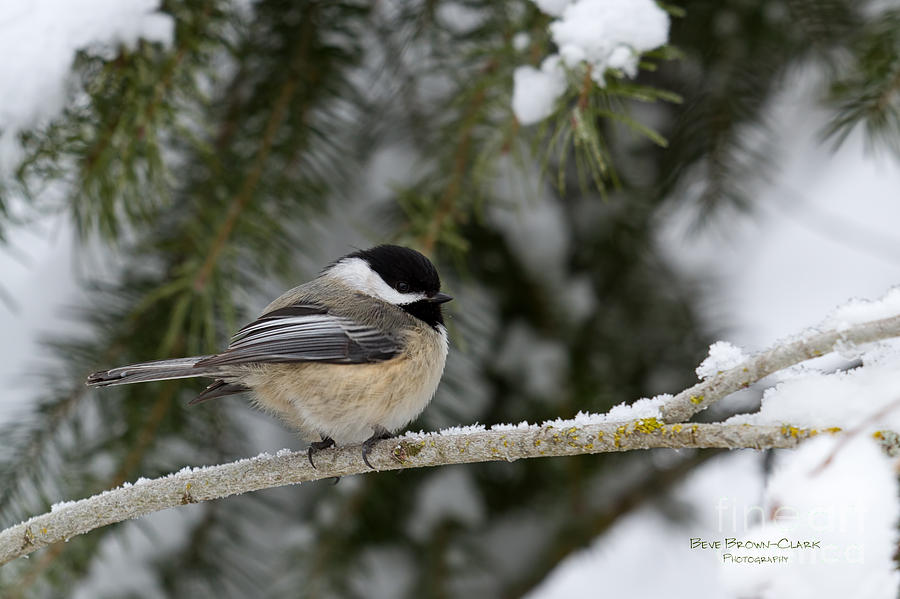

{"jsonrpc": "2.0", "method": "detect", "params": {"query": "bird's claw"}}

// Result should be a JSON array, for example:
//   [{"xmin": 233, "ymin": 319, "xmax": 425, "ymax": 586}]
[
  {"xmin": 307, "ymin": 436, "xmax": 335, "ymax": 469},
  {"xmin": 362, "ymin": 427, "xmax": 391, "ymax": 469}
]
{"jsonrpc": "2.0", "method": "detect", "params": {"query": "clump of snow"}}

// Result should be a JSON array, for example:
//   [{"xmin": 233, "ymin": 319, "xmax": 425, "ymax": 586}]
[
  {"xmin": 512, "ymin": 57, "xmax": 567, "ymax": 125},
  {"xmin": 512, "ymin": 0, "xmax": 670, "ymax": 124},
  {"xmin": 550, "ymin": 0, "xmax": 669, "ymax": 80},
  {"xmin": 541, "ymin": 395, "xmax": 669, "ymax": 428},
  {"xmin": 722, "ymin": 436, "xmax": 899, "ymax": 598},
  {"xmin": 605, "ymin": 395, "xmax": 668, "ymax": 421},
  {"xmin": 696, "ymin": 341, "xmax": 747, "ymax": 380},
  {"xmin": 823, "ymin": 286, "xmax": 900, "ymax": 331},
  {"xmin": 0, "ymin": 0, "xmax": 173, "ymax": 173},
  {"xmin": 727, "ymin": 343, "xmax": 900, "ymax": 432}
]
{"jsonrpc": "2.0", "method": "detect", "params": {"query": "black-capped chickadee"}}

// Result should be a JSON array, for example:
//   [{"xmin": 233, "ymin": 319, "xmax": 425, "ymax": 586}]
[{"xmin": 87, "ymin": 245, "xmax": 452, "ymax": 468}]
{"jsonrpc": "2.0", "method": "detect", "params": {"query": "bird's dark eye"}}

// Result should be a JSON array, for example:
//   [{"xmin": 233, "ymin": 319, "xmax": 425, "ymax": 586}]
[{"xmin": 397, "ymin": 281, "xmax": 410, "ymax": 293}]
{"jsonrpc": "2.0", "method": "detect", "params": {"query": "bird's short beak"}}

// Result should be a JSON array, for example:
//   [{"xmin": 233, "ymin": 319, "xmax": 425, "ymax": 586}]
[{"xmin": 429, "ymin": 292, "xmax": 453, "ymax": 304}]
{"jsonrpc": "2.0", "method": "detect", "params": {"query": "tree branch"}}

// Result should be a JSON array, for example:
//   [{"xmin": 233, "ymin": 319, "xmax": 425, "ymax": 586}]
[
  {"xmin": 0, "ymin": 422, "xmax": 818, "ymax": 565},
  {"xmin": 659, "ymin": 313, "xmax": 900, "ymax": 423},
  {"xmin": 4, "ymin": 313, "xmax": 900, "ymax": 567}
]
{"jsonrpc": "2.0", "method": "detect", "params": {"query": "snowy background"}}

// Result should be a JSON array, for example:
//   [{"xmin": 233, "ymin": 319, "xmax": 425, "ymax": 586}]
[{"xmin": 2, "ymin": 0, "xmax": 900, "ymax": 597}]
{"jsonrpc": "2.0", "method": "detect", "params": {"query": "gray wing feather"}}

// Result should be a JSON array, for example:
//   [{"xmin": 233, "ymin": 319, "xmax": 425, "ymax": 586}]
[{"xmin": 195, "ymin": 304, "xmax": 400, "ymax": 367}]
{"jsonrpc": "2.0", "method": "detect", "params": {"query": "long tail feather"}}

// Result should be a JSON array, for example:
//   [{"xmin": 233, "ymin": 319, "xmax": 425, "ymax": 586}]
[{"xmin": 86, "ymin": 356, "xmax": 216, "ymax": 387}]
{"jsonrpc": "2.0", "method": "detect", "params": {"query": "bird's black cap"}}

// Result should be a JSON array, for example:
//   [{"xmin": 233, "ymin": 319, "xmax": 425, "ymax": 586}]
[
  {"xmin": 345, "ymin": 245, "xmax": 449, "ymax": 328},
  {"xmin": 348, "ymin": 245, "xmax": 442, "ymax": 297}
]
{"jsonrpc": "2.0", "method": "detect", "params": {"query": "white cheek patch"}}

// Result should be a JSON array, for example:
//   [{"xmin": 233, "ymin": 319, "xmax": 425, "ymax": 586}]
[{"xmin": 328, "ymin": 257, "xmax": 426, "ymax": 305}]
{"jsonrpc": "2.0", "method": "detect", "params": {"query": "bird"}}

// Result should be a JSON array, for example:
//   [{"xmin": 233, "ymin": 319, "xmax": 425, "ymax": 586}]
[{"xmin": 87, "ymin": 245, "xmax": 452, "ymax": 469}]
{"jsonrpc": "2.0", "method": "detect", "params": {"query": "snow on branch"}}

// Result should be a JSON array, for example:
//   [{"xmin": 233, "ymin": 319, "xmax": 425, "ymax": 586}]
[
  {"xmin": 3, "ymin": 309, "xmax": 900, "ymax": 566},
  {"xmin": 660, "ymin": 313, "xmax": 900, "ymax": 423},
  {"xmin": 0, "ymin": 422, "xmax": 822, "ymax": 565}
]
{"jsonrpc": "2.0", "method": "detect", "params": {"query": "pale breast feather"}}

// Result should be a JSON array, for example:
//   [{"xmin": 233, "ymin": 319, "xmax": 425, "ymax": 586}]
[{"xmin": 195, "ymin": 304, "xmax": 401, "ymax": 367}]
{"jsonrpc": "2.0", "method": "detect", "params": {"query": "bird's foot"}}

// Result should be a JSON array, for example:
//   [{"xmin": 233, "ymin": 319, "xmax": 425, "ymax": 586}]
[
  {"xmin": 307, "ymin": 436, "xmax": 335, "ymax": 469},
  {"xmin": 362, "ymin": 426, "xmax": 391, "ymax": 470}
]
